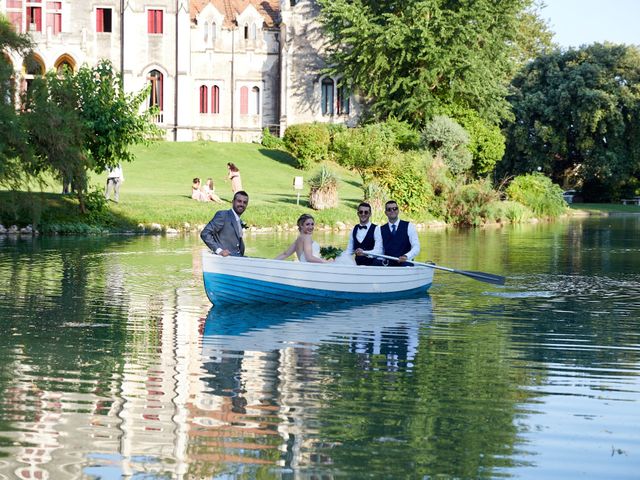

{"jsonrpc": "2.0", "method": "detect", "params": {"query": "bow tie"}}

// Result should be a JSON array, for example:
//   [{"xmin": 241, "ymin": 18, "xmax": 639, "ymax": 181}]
[{"xmin": 357, "ymin": 225, "xmax": 368, "ymax": 230}]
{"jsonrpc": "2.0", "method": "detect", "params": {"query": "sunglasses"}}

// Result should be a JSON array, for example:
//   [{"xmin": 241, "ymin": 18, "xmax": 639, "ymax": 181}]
[
  {"xmin": 357, "ymin": 210, "xmax": 370, "ymax": 215},
  {"xmin": 386, "ymin": 206, "xmax": 398, "ymax": 212}
]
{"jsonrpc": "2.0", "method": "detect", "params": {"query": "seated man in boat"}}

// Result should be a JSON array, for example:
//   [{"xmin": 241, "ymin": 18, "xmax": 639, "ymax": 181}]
[
  {"xmin": 379, "ymin": 200, "xmax": 420, "ymax": 266},
  {"xmin": 344, "ymin": 202, "xmax": 383, "ymax": 266},
  {"xmin": 200, "ymin": 191, "xmax": 249, "ymax": 256}
]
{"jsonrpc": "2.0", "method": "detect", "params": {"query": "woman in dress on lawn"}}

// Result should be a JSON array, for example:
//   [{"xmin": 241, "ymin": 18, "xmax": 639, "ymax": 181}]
[
  {"xmin": 191, "ymin": 177, "xmax": 209, "ymax": 202},
  {"xmin": 227, "ymin": 162, "xmax": 243, "ymax": 194},
  {"xmin": 203, "ymin": 177, "xmax": 223, "ymax": 203}
]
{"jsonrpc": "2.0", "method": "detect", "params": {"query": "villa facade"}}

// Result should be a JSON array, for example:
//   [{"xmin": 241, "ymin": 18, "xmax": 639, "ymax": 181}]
[{"xmin": 1, "ymin": 0, "xmax": 360, "ymax": 142}]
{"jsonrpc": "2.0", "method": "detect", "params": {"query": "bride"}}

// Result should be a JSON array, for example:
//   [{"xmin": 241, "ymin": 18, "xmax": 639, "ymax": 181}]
[{"xmin": 275, "ymin": 214, "xmax": 333, "ymax": 263}]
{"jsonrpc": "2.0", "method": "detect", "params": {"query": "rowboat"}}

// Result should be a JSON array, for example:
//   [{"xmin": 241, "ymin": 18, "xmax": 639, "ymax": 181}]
[{"xmin": 201, "ymin": 251, "xmax": 433, "ymax": 305}]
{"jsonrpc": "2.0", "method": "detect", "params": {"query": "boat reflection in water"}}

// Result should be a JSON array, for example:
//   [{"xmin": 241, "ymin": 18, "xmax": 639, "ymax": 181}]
[{"xmin": 194, "ymin": 297, "xmax": 434, "ymax": 477}]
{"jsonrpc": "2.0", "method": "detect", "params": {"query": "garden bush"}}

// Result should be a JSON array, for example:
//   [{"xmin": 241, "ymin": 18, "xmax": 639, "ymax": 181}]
[
  {"xmin": 377, "ymin": 151, "xmax": 434, "ymax": 215},
  {"xmin": 261, "ymin": 127, "xmax": 285, "ymax": 150},
  {"xmin": 379, "ymin": 117, "xmax": 421, "ymax": 151},
  {"xmin": 444, "ymin": 177, "xmax": 500, "ymax": 226},
  {"xmin": 421, "ymin": 115, "xmax": 473, "ymax": 175},
  {"xmin": 332, "ymin": 124, "xmax": 396, "ymax": 189},
  {"xmin": 506, "ymin": 173, "xmax": 566, "ymax": 218},
  {"xmin": 283, "ymin": 123, "xmax": 331, "ymax": 169},
  {"xmin": 492, "ymin": 200, "xmax": 534, "ymax": 223}
]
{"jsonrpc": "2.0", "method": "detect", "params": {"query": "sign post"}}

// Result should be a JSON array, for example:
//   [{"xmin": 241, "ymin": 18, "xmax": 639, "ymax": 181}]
[{"xmin": 293, "ymin": 176, "xmax": 304, "ymax": 205}]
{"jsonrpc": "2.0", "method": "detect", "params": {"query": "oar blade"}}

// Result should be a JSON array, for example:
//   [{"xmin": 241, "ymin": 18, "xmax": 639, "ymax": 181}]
[{"xmin": 458, "ymin": 270, "xmax": 506, "ymax": 286}]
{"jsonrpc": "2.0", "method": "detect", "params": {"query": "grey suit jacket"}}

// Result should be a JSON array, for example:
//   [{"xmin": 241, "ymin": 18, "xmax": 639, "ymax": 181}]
[{"xmin": 200, "ymin": 209, "xmax": 245, "ymax": 256}]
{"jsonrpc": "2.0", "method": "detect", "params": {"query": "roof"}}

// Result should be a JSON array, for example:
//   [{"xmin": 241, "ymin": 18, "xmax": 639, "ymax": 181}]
[{"xmin": 190, "ymin": 0, "xmax": 280, "ymax": 28}]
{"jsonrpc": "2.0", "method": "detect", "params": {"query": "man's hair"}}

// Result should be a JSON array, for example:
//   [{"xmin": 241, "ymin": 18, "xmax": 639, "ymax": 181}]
[
  {"xmin": 385, "ymin": 200, "xmax": 398, "ymax": 208},
  {"xmin": 233, "ymin": 190, "xmax": 249, "ymax": 201},
  {"xmin": 357, "ymin": 202, "xmax": 372, "ymax": 211}
]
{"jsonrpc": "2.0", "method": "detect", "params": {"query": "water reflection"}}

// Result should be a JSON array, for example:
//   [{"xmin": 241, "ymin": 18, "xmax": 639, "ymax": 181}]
[{"xmin": 0, "ymin": 217, "xmax": 639, "ymax": 479}]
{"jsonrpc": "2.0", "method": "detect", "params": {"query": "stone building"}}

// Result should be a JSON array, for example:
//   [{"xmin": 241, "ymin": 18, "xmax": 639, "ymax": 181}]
[{"xmin": 1, "ymin": 0, "xmax": 360, "ymax": 142}]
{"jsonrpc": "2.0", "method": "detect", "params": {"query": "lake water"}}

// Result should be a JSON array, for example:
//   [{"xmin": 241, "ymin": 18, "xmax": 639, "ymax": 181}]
[{"xmin": 0, "ymin": 216, "xmax": 639, "ymax": 479}]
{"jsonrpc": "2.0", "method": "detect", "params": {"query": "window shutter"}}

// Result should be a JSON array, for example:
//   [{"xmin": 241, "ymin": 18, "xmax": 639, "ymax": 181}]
[
  {"xmin": 212, "ymin": 86, "xmax": 220, "ymax": 114},
  {"xmin": 96, "ymin": 8, "xmax": 103, "ymax": 32},
  {"xmin": 240, "ymin": 87, "xmax": 248, "ymax": 115}
]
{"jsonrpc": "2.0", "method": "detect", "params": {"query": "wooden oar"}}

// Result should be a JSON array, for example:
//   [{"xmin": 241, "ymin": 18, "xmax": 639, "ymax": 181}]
[{"xmin": 369, "ymin": 254, "xmax": 506, "ymax": 286}]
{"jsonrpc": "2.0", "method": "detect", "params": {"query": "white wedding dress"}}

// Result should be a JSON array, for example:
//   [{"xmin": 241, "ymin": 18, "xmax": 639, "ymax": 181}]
[{"xmin": 298, "ymin": 241, "xmax": 321, "ymax": 262}]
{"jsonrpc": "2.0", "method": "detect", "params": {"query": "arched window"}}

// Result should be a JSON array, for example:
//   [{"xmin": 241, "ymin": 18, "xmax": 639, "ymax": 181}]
[
  {"xmin": 251, "ymin": 23, "xmax": 257, "ymax": 40},
  {"xmin": 23, "ymin": 54, "xmax": 45, "ymax": 94},
  {"xmin": 55, "ymin": 55, "xmax": 76, "ymax": 75},
  {"xmin": 321, "ymin": 78, "xmax": 334, "ymax": 116},
  {"xmin": 211, "ymin": 22, "xmax": 217, "ymax": 41},
  {"xmin": 252, "ymin": 86, "xmax": 260, "ymax": 115},
  {"xmin": 337, "ymin": 84, "xmax": 350, "ymax": 115},
  {"xmin": 212, "ymin": 85, "xmax": 220, "ymax": 114},
  {"xmin": 240, "ymin": 86, "xmax": 248, "ymax": 115},
  {"xmin": 148, "ymin": 70, "xmax": 163, "ymax": 111},
  {"xmin": 244, "ymin": 24, "xmax": 249, "ymax": 40},
  {"xmin": 199, "ymin": 85, "xmax": 208, "ymax": 113},
  {"xmin": 203, "ymin": 21, "xmax": 208, "ymax": 43}
]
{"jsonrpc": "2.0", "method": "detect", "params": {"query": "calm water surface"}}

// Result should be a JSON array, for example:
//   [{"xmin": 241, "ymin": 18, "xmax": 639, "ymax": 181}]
[{"xmin": 0, "ymin": 217, "xmax": 639, "ymax": 479}]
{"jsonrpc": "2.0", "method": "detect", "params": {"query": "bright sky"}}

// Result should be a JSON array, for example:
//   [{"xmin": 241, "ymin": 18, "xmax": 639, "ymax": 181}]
[{"xmin": 540, "ymin": 0, "xmax": 640, "ymax": 48}]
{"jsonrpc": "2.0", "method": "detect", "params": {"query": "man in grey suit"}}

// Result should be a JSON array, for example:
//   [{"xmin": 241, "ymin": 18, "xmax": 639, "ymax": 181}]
[{"xmin": 201, "ymin": 191, "xmax": 249, "ymax": 256}]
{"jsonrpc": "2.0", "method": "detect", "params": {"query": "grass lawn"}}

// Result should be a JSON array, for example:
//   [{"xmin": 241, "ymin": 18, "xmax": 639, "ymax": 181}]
[
  {"xmin": 569, "ymin": 203, "xmax": 640, "ymax": 215},
  {"xmin": 0, "ymin": 141, "xmax": 387, "ymax": 231}
]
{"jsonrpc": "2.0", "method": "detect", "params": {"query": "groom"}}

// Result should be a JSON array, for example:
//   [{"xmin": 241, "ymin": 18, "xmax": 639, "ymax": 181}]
[{"xmin": 201, "ymin": 190, "xmax": 249, "ymax": 256}]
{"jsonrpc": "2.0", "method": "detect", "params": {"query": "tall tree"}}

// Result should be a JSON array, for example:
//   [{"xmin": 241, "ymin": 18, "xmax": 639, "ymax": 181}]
[
  {"xmin": 501, "ymin": 43, "xmax": 640, "ymax": 200},
  {"xmin": 22, "ymin": 60, "xmax": 159, "ymax": 212},
  {"xmin": 0, "ymin": 15, "xmax": 32, "ymax": 189},
  {"xmin": 316, "ymin": 0, "xmax": 552, "ymax": 127}
]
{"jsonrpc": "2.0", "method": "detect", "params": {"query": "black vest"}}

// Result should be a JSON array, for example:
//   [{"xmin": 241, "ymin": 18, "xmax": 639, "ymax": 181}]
[
  {"xmin": 352, "ymin": 223, "xmax": 377, "ymax": 266},
  {"xmin": 381, "ymin": 220, "xmax": 411, "ymax": 259}
]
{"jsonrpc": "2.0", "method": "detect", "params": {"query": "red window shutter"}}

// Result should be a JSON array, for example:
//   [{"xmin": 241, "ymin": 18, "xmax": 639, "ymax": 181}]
[
  {"xmin": 96, "ymin": 8, "xmax": 103, "ymax": 32},
  {"xmin": 158, "ymin": 10, "xmax": 163, "ymax": 34},
  {"xmin": 35, "ymin": 8, "xmax": 42, "ymax": 31},
  {"xmin": 240, "ymin": 87, "xmax": 248, "ymax": 115},
  {"xmin": 199, "ymin": 86, "xmax": 208, "ymax": 113},
  {"xmin": 212, "ymin": 86, "xmax": 220, "ymax": 114},
  {"xmin": 147, "ymin": 10, "xmax": 153, "ymax": 33}
]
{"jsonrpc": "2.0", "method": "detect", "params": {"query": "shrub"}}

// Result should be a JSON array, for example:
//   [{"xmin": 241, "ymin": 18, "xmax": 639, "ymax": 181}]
[
  {"xmin": 332, "ymin": 124, "xmax": 396, "ymax": 192},
  {"xmin": 506, "ymin": 173, "xmax": 566, "ymax": 218},
  {"xmin": 444, "ymin": 177, "xmax": 501, "ymax": 226},
  {"xmin": 380, "ymin": 117, "xmax": 421, "ymax": 151},
  {"xmin": 493, "ymin": 200, "xmax": 534, "ymax": 223},
  {"xmin": 308, "ymin": 164, "xmax": 339, "ymax": 210},
  {"xmin": 283, "ymin": 123, "xmax": 330, "ymax": 169},
  {"xmin": 261, "ymin": 127, "xmax": 285, "ymax": 150},
  {"xmin": 377, "ymin": 151, "xmax": 434, "ymax": 215},
  {"xmin": 84, "ymin": 187, "xmax": 112, "ymax": 225},
  {"xmin": 421, "ymin": 115, "xmax": 473, "ymax": 175}
]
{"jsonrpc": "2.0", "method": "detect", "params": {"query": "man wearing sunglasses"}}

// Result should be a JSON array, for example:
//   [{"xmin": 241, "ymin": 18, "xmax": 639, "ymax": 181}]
[
  {"xmin": 380, "ymin": 200, "xmax": 420, "ymax": 266},
  {"xmin": 344, "ymin": 202, "xmax": 383, "ymax": 265}
]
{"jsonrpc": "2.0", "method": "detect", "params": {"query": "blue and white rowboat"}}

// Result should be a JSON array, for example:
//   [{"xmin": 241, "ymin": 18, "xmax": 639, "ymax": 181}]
[{"xmin": 202, "ymin": 251, "xmax": 433, "ymax": 305}]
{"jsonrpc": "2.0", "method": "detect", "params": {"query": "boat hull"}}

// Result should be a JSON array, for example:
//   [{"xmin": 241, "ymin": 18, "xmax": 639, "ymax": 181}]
[{"xmin": 202, "ymin": 251, "xmax": 433, "ymax": 305}]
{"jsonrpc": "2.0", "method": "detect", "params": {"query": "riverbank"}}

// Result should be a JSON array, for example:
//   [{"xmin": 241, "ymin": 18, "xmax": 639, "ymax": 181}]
[{"xmin": 1, "ymin": 142, "xmax": 638, "ymax": 235}]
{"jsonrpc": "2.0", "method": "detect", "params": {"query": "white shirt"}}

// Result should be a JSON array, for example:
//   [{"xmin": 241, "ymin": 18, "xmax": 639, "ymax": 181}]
[
  {"xmin": 345, "ymin": 222, "xmax": 383, "ymax": 257},
  {"xmin": 107, "ymin": 164, "xmax": 123, "ymax": 180},
  {"xmin": 231, "ymin": 209, "xmax": 242, "ymax": 237},
  {"xmin": 386, "ymin": 219, "xmax": 420, "ymax": 260}
]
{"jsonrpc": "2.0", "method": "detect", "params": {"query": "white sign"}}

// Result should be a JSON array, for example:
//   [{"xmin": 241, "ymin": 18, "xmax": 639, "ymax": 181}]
[{"xmin": 293, "ymin": 176, "xmax": 304, "ymax": 190}]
